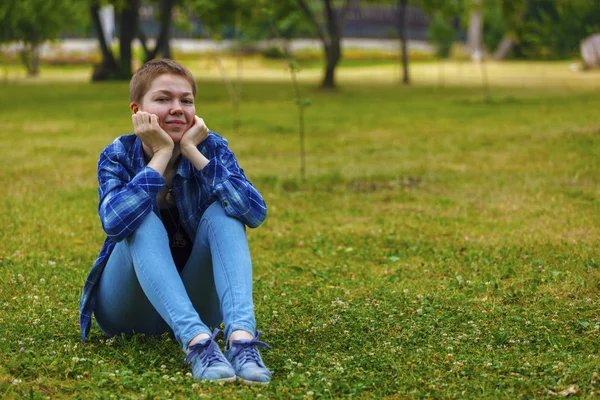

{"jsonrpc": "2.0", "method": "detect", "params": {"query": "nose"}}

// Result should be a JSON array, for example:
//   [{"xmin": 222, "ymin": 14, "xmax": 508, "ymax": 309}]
[{"xmin": 170, "ymin": 100, "xmax": 183, "ymax": 114}]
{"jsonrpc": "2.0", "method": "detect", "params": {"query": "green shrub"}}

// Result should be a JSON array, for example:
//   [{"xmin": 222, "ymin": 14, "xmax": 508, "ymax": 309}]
[{"xmin": 262, "ymin": 45, "xmax": 286, "ymax": 59}]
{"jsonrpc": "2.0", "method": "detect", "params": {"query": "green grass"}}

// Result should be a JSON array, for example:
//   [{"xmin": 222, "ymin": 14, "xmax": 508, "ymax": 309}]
[{"xmin": 1, "ymin": 60, "xmax": 600, "ymax": 399}]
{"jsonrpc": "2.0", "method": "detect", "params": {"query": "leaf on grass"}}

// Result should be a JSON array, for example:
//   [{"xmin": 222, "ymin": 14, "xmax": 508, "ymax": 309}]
[
  {"xmin": 388, "ymin": 256, "xmax": 399, "ymax": 262},
  {"xmin": 549, "ymin": 385, "xmax": 579, "ymax": 397},
  {"xmin": 576, "ymin": 320, "xmax": 589, "ymax": 329}
]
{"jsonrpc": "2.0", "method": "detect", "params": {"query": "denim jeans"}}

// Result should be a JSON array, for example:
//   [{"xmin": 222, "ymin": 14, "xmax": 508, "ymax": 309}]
[{"xmin": 94, "ymin": 202, "xmax": 256, "ymax": 352}]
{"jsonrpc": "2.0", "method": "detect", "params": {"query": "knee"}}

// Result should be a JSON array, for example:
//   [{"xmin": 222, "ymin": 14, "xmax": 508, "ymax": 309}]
[
  {"xmin": 130, "ymin": 212, "xmax": 165, "ymax": 241},
  {"xmin": 198, "ymin": 202, "xmax": 246, "ymax": 240},
  {"xmin": 202, "ymin": 201, "xmax": 241, "ymax": 226}
]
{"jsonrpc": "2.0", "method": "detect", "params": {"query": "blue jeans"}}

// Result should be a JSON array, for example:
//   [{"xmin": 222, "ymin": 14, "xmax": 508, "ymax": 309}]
[{"xmin": 94, "ymin": 202, "xmax": 256, "ymax": 352}]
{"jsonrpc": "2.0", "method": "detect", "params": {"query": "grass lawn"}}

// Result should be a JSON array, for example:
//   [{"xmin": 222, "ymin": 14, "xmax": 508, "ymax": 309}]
[{"xmin": 1, "ymin": 59, "xmax": 599, "ymax": 399}]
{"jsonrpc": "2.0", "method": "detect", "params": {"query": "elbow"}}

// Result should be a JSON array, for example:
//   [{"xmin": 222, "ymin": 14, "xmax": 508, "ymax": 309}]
[
  {"xmin": 246, "ymin": 207, "xmax": 267, "ymax": 229},
  {"xmin": 101, "ymin": 219, "xmax": 127, "ymax": 242},
  {"xmin": 99, "ymin": 208, "xmax": 127, "ymax": 242}
]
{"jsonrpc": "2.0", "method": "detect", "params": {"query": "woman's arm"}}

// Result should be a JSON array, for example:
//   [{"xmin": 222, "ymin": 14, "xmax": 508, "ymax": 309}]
[
  {"xmin": 188, "ymin": 136, "xmax": 266, "ymax": 228},
  {"xmin": 97, "ymin": 143, "xmax": 166, "ymax": 242}
]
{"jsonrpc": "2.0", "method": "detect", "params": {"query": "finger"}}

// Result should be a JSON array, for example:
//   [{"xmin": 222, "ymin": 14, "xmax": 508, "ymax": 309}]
[
  {"xmin": 133, "ymin": 113, "xmax": 144, "ymax": 129},
  {"xmin": 150, "ymin": 114, "xmax": 159, "ymax": 129},
  {"xmin": 141, "ymin": 112, "xmax": 151, "ymax": 127},
  {"xmin": 195, "ymin": 116, "xmax": 208, "ymax": 132}
]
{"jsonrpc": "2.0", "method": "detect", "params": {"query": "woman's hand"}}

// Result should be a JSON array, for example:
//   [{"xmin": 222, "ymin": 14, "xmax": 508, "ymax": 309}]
[
  {"xmin": 180, "ymin": 116, "xmax": 209, "ymax": 152},
  {"xmin": 132, "ymin": 112, "xmax": 174, "ymax": 155},
  {"xmin": 180, "ymin": 116, "xmax": 210, "ymax": 170}
]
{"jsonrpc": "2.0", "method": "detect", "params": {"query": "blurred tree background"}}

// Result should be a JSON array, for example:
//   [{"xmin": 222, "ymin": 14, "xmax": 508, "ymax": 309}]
[{"xmin": 1, "ymin": 0, "xmax": 599, "ymax": 81}]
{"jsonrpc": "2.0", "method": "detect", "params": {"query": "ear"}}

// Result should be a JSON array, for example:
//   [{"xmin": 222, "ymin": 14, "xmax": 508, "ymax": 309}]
[{"xmin": 130, "ymin": 102, "xmax": 139, "ymax": 114}]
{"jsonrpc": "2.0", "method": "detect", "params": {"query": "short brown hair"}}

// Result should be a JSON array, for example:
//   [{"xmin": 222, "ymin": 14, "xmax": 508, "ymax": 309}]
[{"xmin": 130, "ymin": 59, "xmax": 197, "ymax": 103}]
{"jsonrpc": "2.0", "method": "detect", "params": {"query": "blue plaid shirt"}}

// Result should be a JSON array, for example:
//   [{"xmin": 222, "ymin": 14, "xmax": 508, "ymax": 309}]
[{"xmin": 79, "ymin": 132, "xmax": 266, "ymax": 341}]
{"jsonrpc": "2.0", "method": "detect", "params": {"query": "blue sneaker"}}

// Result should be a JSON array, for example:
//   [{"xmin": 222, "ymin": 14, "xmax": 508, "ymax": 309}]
[
  {"xmin": 185, "ymin": 329, "xmax": 236, "ymax": 382},
  {"xmin": 225, "ymin": 331, "xmax": 272, "ymax": 385}
]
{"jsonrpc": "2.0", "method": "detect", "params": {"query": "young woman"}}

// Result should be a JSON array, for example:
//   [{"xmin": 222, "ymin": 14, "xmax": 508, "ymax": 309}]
[{"xmin": 79, "ymin": 59, "xmax": 271, "ymax": 385}]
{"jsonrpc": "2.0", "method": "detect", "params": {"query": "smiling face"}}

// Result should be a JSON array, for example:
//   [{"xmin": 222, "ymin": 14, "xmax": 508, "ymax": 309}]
[{"xmin": 130, "ymin": 73, "xmax": 196, "ymax": 143}]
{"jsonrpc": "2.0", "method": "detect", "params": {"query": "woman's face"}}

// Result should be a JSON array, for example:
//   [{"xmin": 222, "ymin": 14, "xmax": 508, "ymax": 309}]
[{"xmin": 132, "ymin": 73, "xmax": 196, "ymax": 143}]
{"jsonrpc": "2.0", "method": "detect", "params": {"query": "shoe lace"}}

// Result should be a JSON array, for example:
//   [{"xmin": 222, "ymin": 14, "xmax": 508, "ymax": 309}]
[
  {"xmin": 229, "ymin": 331, "xmax": 272, "ymax": 366},
  {"xmin": 185, "ymin": 329, "xmax": 223, "ymax": 367}
]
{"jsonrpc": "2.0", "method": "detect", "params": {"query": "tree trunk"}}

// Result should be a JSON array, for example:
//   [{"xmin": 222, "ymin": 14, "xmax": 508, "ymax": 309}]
[
  {"xmin": 119, "ymin": 0, "xmax": 139, "ymax": 78},
  {"xmin": 321, "ymin": 0, "xmax": 342, "ymax": 89},
  {"xmin": 468, "ymin": 0, "xmax": 483, "ymax": 61},
  {"xmin": 30, "ymin": 42, "xmax": 40, "ymax": 76},
  {"xmin": 493, "ymin": 36, "xmax": 513, "ymax": 60},
  {"xmin": 20, "ymin": 47, "xmax": 30, "ymax": 76},
  {"xmin": 141, "ymin": 0, "xmax": 174, "ymax": 62},
  {"xmin": 398, "ymin": 0, "xmax": 409, "ymax": 84},
  {"xmin": 20, "ymin": 42, "xmax": 40, "ymax": 77},
  {"xmin": 91, "ymin": 2, "xmax": 120, "ymax": 81},
  {"xmin": 156, "ymin": 0, "xmax": 173, "ymax": 59},
  {"xmin": 297, "ymin": 0, "xmax": 349, "ymax": 89},
  {"xmin": 161, "ymin": 38, "xmax": 171, "ymax": 59},
  {"xmin": 322, "ymin": 42, "xmax": 340, "ymax": 89}
]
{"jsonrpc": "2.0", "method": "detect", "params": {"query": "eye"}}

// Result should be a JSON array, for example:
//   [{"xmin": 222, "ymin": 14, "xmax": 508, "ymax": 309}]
[
  {"xmin": 156, "ymin": 97, "xmax": 168, "ymax": 102},
  {"xmin": 182, "ymin": 98, "xmax": 194, "ymax": 104}
]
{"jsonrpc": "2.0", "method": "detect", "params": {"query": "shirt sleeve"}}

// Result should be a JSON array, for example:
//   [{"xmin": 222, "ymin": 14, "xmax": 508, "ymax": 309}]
[
  {"xmin": 97, "ymin": 143, "xmax": 166, "ymax": 242},
  {"xmin": 197, "ymin": 139, "xmax": 267, "ymax": 228}
]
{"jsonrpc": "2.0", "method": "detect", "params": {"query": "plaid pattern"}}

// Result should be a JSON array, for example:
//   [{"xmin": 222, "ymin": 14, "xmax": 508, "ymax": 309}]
[{"xmin": 79, "ymin": 132, "xmax": 267, "ymax": 341}]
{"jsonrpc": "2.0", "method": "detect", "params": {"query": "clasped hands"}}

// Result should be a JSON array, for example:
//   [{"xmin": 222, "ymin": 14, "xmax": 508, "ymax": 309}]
[{"xmin": 132, "ymin": 111, "xmax": 209, "ymax": 158}]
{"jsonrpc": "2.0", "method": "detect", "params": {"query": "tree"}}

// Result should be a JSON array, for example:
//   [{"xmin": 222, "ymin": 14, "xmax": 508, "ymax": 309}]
[
  {"xmin": 484, "ymin": 0, "xmax": 527, "ymax": 60},
  {"xmin": 264, "ymin": 10, "xmax": 312, "ymax": 181},
  {"xmin": 0, "ymin": 0, "xmax": 88, "ymax": 76},
  {"xmin": 515, "ymin": 0, "xmax": 600, "ymax": 60},
  {"xmin": 467, "ymin": 0, "xmax": 483, "ymax": 60},
  {"xmin": 427, "ymin": 10, "xmax": 455, "ymax": 86},
  {"xmin": 295, "ymin": 0, "xmax": 352, "ymax": 89},
  {"xmin": 191, "ymin": 0, "xmax": 256, "ymax": 130},
  {"xmin": 91, "ymin": 0, "xmax": 139, "ymax": 80},
  {"xmin": 91, "ymin": 0, "xmax": 181, "ymax": 81},
  {"xmin": 397, "ymin": 0, "xmax": 409, "ymax": 84},
  {"xmin": 138, "ymin": 0, "xmax": 177, "ymax": 62}
]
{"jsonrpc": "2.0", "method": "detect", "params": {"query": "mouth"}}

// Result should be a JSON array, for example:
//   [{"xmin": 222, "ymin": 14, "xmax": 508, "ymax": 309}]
[{"xmin": 165, "ymin": 120, "xmax": 186, "ymax": 126}]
